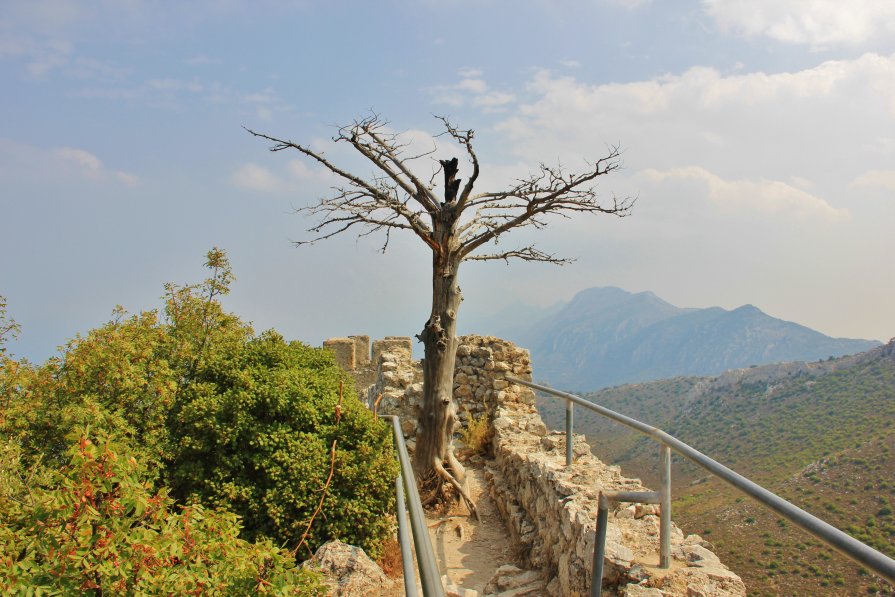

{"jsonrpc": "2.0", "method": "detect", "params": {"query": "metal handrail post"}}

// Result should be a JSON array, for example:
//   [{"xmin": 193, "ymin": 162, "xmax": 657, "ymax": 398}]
[
  {"xmin": 592, "ymin": 491, "xmax": 659, "ymax": 596},
  {"xmin": 592, "ymin": 493, "xmax": 610, "ymax": 597},
  {"xmin": 506, "ymin": 375, "xmax": 895, "ymax": 584},
  {"xmin": 395, "ymin": 472, "xmax": 418, "ymax": 597},
  {"xmin": 381, "ymin": 415, "xmax": 445, "ymax": 597},
  {"xmin": 659, "ymin": 445, "xmax": 672, "ymax": 568},
  {"xmin": 565, "ymin": 398, "xmax": 574, "ymax": 467}
]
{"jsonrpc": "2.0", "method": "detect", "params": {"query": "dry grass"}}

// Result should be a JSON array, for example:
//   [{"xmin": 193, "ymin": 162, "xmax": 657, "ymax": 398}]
[
  {"xmin": 460, "ymin": 413, "xmax": 492, "ymax": 456},
  {"xmin": 376, "ymin": 537, "xmax": 404, "ymax": 579}
]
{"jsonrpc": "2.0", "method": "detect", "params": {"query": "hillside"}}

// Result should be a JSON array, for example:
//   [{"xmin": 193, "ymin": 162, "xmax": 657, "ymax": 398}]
[
  {"xmin": 508, "ymin": 286, "xmax": 879, "ymax": 390},
  {"xmin": 536, "ymin": 340, "xmax": 895, "ymax": 595}
]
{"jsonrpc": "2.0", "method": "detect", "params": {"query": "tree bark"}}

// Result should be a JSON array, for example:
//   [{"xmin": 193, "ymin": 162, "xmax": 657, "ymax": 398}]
[
  {"xmin": 413, "ymin": 261, "xmax": 460, "ymax": 478},
  {"xmin": 413, "ymin": 255, "xmax": 477, "ymax": 515},
  {"xmin": 412, "ymin": 187, "xmax": 477, "ymax": 515}
]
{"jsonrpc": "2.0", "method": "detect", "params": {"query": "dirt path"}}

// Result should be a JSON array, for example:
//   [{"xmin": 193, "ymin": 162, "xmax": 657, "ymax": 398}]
[{"xmin": 426, "ymin": 465, "xmax": 515, "ymax": 593}]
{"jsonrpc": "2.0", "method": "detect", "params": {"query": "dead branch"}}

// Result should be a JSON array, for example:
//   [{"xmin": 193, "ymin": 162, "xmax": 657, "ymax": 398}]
[
  {"xmin": 464, "ymin": 246, "xmax": 573, "ymax": 265},
  {"xmin": 292, "ymin": 439, "xmax": 337, "ymax": 558}
]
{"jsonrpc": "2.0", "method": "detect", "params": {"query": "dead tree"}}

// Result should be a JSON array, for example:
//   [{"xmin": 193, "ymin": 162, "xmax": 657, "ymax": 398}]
[{"xmin": 247, "ymin": 115, "xmax": 632, "ymax": 514}]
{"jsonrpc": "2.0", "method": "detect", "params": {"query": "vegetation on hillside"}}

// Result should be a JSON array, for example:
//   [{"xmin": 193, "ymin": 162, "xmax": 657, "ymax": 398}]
[
  {"xmin": 536, "ymin": 345, "xmax": 895, "ymax": 595},
  {"xmin": 0, "ymin": 250, "xmax": 398, "ymax": 593}
]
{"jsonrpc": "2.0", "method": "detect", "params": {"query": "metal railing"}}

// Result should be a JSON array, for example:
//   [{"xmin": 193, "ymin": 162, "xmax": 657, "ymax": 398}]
[
  {"xmin": 506, "ymin": 375, "xmax": 895, "ymax": 594},
  {"xmin": 381, "ymin": 415, "xmax": 445, "ymax": 597}
]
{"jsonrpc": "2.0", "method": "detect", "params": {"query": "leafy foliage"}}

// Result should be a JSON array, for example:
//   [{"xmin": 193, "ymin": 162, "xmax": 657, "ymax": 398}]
[
  {"xmin": 0, "ymin": 296, "xmax": 20, "ymax": 357},
  {"xmin": 167, "ymin": 330, "xmax": 398, "ymax": 558},
  {"xmin": 0, "ymin": 430, "xmax": 323, "ymax": 595},
  {"xmin": 0, "ymin": 249, "xmax": 399, "ymax": 591}
]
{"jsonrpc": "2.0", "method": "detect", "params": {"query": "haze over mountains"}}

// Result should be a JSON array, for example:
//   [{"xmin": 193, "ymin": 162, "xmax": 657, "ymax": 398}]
[{"xmin": 466, "ymin": 286, "xmax": 881, "ymax": 391}]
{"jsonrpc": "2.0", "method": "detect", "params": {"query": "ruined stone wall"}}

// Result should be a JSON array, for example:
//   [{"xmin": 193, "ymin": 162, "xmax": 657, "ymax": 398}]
[{"xmin": 324, "ymin": 334, "xmax": 744, "ymax": 596}]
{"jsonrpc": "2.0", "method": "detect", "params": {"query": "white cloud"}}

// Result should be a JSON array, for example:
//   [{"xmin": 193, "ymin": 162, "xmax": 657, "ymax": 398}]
[
  {"xmin": 0, "ymin": 140, "xmax": 137, "ymax": 186},
  {"xmin": 240, "ymin": 87, "xmax": 290, "ymax": 121},
  {"xmin": 0, "ymin": 34, "xmax": 73, "ymax": 78},
  {"xmin": 457, "ymin": 78, "xmax": 487, "ymax": 94},
  {"xmin": 457, "ymin": 67, "xmax": 483, "ymax": 78},
  {"xmin": 495, "ymin": 53, "xmax": 895, "ymax": 195},
  {"xmin": 703, "ymin": 0, "xmax": 895, "ymax": 48},
  {"xmin": 54, "ymin": 147, "xmax": 102, "ymax": 177},
  {"xmin": 850, "ymin": 169, "xmax": 895, "ymax": 191},
  {"xmin": 231, "ymin": 163, "xmax": 285, "ymax": 193},
  {"xmin": 287, "ymin": 159, "xmax": 332, "ymax": 181},
  {"xmin": 473, "ymin": 91, "xmax": 516, "ymax": 108},
  {"xmin": 53, "ymin": 146, "xmax": 137, "ymax": 184},
  {"xmin": 430, "ymin": 69, "xmax": 516, "ymax": 113},
  {"xmin": 643, "ymin": 166, "xmax": 848, "ymax": 220}
]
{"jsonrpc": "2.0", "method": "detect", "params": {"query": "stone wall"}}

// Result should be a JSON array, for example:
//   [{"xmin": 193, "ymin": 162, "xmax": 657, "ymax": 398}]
[{"xmin": 324, "ymin": 334, "xmax": 745, "ymax": 596}]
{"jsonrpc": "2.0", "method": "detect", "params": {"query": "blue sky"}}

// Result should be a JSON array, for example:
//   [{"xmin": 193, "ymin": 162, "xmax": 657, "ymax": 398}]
[{"xmin": 3, "ymin": 0, "xmax": 895, "ymax": 362}]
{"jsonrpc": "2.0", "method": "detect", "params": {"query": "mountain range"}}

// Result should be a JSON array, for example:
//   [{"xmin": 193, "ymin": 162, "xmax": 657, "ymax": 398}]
[{"xmin": 465, "ymin": 286, "xmax": 881, "ymax": 391}]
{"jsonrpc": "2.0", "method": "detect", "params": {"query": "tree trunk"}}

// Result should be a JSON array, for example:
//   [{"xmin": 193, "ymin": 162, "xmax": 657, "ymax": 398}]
[
  {"xmin": 414, "ymin": 260, "xmax": 461, "ymax": 474},
  {"xmin": 413, "ymin": 241, "xmax": 477, "ymax": 514}
]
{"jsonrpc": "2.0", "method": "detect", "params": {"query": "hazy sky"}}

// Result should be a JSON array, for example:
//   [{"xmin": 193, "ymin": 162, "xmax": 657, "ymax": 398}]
[{"xmin": 3, "ymin": 0, "xmax": 895, "ymax": 362}]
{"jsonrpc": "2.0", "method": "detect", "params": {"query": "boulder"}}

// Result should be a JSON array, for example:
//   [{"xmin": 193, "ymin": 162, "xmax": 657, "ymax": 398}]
[{"xmin": 302, "ymin": 540, "xmax": 396, "ymax": 596}]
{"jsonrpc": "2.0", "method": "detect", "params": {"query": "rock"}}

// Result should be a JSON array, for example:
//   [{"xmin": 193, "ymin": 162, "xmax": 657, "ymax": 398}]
[
  {"xmin": 681, "ymin": 544, "xmax": 722, "ymax": 567},
  {"xmin": 635, "ymin": 503, "xmax": 659, "ymax": 518},
  {"xmin": 483, "ymin": 564, "xmax": 546, "ymax": 597},
  {"xmin": 624, "ymin": 585, "xmax": 665, "ymax": 596},
  {"xmin": 302, "ymin": 540, "xmax": 395, "ymax": 597},
  {"xmin": 444, "ymin": 575, "xmax": 479, "ymax": 597},
  {"xmin": 616, "ymin": 505, "xmax": 637, "ymax": 519},
  {"xmin": 527, "ymin": 419, "xmax": 547, "ymax": 437}
]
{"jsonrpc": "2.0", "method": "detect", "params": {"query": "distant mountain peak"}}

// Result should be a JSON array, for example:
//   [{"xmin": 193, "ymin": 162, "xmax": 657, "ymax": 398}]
[
  {"xmin": 515, "ymin": 287, "xmax": 881, "ymax": 391},
  {"xmin": 731, "ymin": 304, "xmax": 762, "ymax": 315}
]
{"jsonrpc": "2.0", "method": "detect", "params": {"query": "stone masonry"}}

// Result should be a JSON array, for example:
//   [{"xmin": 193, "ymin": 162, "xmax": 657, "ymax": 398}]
[{"xmin": 323, "ymin": 334, "xmax": 745, "ymax": 597}]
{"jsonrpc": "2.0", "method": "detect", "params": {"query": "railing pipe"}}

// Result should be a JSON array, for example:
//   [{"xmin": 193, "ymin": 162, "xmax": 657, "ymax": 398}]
[
  {"xmin": 394, "ymin": 473, "xmax": 418, "ymax": 597},
  {"xmin": 565, "ymin": 398, "xmax": 574, "ymax": 467},
  {"xmin": 507, "ymin": 376, "xmax": 895, "ymax": 585},
  {"xmin": 593, "ymin": 491, "xmax": 660, "ymax": 597},
  {"xmin": 591, "ymin": 494, "xmax": 609, "ymax": 597},
  {"xmin": 659, "ymin": 445, "xmax": 672, "ymax": 568},
  {"xmin": 381, "ymin": 415, "xmax": 445, "ymax": 597}
]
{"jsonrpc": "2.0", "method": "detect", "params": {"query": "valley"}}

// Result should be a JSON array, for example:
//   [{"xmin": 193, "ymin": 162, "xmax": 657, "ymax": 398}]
[{"xmin": 536, "ymin": 340, "xmax": 895, "ymax": 595}]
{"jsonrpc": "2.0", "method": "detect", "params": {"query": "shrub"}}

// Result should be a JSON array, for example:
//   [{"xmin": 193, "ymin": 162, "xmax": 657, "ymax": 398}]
[
  {"xmin": 167, "ymin": 331, "xmax": 398, "ymax": 558},
  {"xmin": 1, "ymin": 249, "xmax": 400, "ymax": 565},
  {"xmin": 0, "ymin": 430, "xmax": 323, "ymax": 595},
  {"xmin": 460, "ymin": 413, "xmax": 492, "ymax": 455}
]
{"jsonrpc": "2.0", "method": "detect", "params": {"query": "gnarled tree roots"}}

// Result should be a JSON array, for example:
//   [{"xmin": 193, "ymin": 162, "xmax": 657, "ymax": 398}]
[{"xmin": 418, "ymin": 453, "xmax": 479, "ymax": 521}]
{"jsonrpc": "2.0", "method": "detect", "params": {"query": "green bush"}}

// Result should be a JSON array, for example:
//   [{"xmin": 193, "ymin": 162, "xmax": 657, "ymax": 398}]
[
  {"xmin": 0, "ymin": 430, "xmax": 324, "ymax": 595},
  {"xmin": 1, "ymin": 310, "xmax": 178, "ymax": 474},
  {"xmin": 1, "ymin": 249, "xmax": 399, "ymax": 573},
  {"xmin": 167, "ymin": 330, "xmax": 398, "ymax": 558}
]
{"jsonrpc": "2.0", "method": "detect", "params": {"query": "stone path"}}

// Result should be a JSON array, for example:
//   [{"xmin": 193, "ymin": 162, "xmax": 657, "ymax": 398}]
[
  {"xmin": 428, "ymin": 465, "xmax": 513, "ymax": 591},
  {"xmin": 426, "ymin": 462, "xmax": 548, "ymax": 597}
]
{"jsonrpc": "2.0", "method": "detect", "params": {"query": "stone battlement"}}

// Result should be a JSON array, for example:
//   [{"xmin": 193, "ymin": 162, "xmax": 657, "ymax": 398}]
[{"xmin": 322, "ymin": 334, "xmax": 745, "ymax": 596}]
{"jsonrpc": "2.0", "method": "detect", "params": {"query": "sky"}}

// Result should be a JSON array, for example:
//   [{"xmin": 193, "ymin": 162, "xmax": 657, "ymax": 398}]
[{"xmin": 3, "ymin": 0, "xmax": 895, "ymax": 363}]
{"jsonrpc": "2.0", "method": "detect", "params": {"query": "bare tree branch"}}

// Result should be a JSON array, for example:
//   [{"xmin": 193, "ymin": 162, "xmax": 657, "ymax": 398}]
[
  {"xmin": 333, "ymin": 114, "xmax": 441, "ymax": 214},
  {"xmin": 458, "ymin": 149, "xmax": 633, "ymax": 260},
  {"xmin": 464, "ymin": 245, "xmax": 574, "ymax": 265},
  {"xmin": 245, "ymin": 125, "xmax": 438, "ymax": 250}
]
